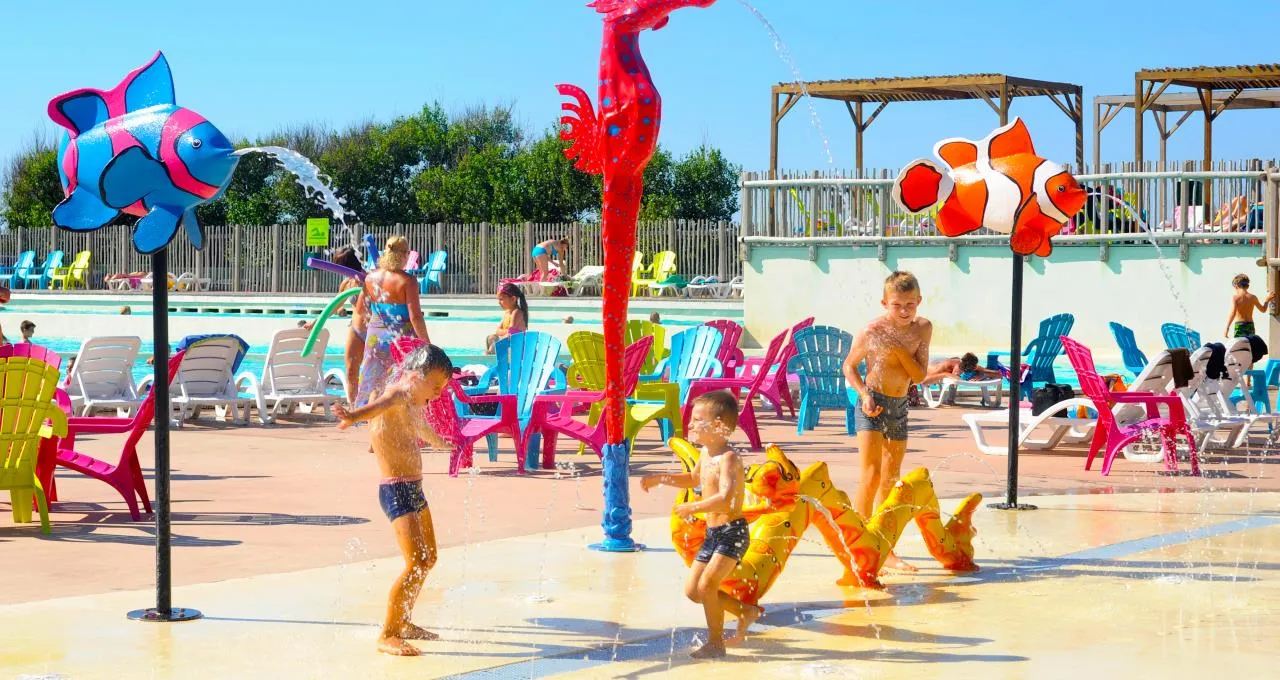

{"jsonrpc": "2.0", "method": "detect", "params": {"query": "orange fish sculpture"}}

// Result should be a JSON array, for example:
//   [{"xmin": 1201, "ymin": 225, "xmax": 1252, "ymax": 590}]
[{"xmin": 891, "ymin": 117, "xmax": 1086, "ymax": 257}]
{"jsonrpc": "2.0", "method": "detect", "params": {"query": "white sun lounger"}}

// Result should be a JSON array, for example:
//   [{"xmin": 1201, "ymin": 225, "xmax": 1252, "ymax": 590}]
[
  {"xmin": 64, "ymin": 336, "xmax": 145, "ymax": 417},
  {"xmin": 235, "ymin": 328, "xmax": 345, "ymax": 424},
  {"xmin": 141, "ymin": 336, "xmax": 252, "ymax": 427},
  {"xmin": 539, "ymin": 265, "xmax": 605, "ymax": 297},
  {"xmin": 921, "ymin": 375, "xmax": 1003, "ymax": 409}
]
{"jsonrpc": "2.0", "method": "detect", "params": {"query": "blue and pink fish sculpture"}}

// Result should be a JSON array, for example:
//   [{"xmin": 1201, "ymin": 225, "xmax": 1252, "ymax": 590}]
[{"xmin": 48, "ymin": 52, "xmax": 239, "ymax": 254}]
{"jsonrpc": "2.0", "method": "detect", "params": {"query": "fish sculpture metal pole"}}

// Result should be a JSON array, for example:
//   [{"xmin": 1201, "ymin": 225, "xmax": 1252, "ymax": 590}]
[
  {"xmin": 557, "ymin": 0, "xmax": 716, "ymax": 552},
  {"xmin": 891, "ymin": 118, "xmax": 1086, "ymax": 257},
  {"xmin": 48, "ymin": 52, "xmax": 240, "ymax": 254},
  {"xmin": 668, "ymin": 438, "xmax": 981, "ymax": 605},
  {"xmin": 47, "ymin": 52, "xmax": 241, "ymax": 624}
]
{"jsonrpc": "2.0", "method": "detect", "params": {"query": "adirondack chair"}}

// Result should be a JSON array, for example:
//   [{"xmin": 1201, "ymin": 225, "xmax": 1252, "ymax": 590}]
[
  {"xmin": 362, "ymin": 234, "xmax": 380, "ymax": 270},
  {"xmin": 44, "ymin": 352, "xmax": 186, "ymax": 520},
  {"xmin": 485, "ymin": 331, "xmax": 565, "ymax": 471},
  {"xmin": 1061, "ymin": 337, "xmax": 1199, "ymax": 476},
  {"xmin": 417, "ymin": 250, "xmax": 447, "ymax": 294},
  {"xmin": 790, "ymin": 325, "xmax": 856, "ymax": 434},
  {"xmin": 683, "ymin": 328, "xmax": 788, "ymax": 450},
  {"xmin": 740, "ymin": 317, "xmax": 815, "ymax": 417},
  {"xmin": 625, "ymin": 320, "xmax": 668, "ymax": 375},
  {"xmin": 0, "ymin": 250, "xmax": 35, "ymax": 288},
  {"xmin": 1109, "ymin": 321, "xmax": 1148, "ymax": 377},
  {"xmin": 637, "ymin": 325, "xmax": 723, "ymax": 439},
  {"xmin": 990, "ymin": 313, "xmax": 1074, "ymax": 394},
  {"xmin": 140, "ymin": 335, "xmax": 252, "ymax": 426},
  {"xmin": 235, "ymin": 328, "xmax": 346, "ymax": 423},
  {"xmin": 24, "ymin": 250, "xmax": 63, "ymax": 290},
  {"xmin": 703, "ymin": 319, "xmax": 745, "ymax": 377},
  {"xmin": 1161, "ymin": 323, "xmax": 1201, "ymax": 351},
  {"xmin": 63, "ymin": 336, "xmax": 145, "ymax": 416},
  {"xmin": 632, "ymin": 250, "xmax": 676, "ymax": 296},
  {"xmin": 526, "ymin": 336, "xmax": 654, "ymax": 465},
  {"xmin": 0, "ymin": 344, "xmax": 67, "ymax": 533},
  {"xmin": 564, "ymin": 331, "xmax": 681, "ymax": 449},
  {"xmin": 48, "ymin": 250, "xmax": 93, "ymax": 289}
]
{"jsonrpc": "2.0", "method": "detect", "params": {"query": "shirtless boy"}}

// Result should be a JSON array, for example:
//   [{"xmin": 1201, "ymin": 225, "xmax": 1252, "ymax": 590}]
[
  {"xmin": 334, "ymin": 344, "xmax": 453, "ymax": 656},
  {"xmin": 640, "ymin": 390, "xmax": 760, "ymax": 659},
  {"xmin": 1224, "ymin": 273, "xmax": 1275, "ymax": 338},
  {"xmin": 843, "ymin": 271, "xmax": 932, "ymax": 574}
]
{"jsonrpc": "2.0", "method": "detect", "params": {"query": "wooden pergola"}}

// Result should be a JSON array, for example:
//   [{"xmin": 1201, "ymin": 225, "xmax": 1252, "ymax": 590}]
[
  {"xmin": 1133, "ymin": 64, "xmax": 1280, "ymax": 169},
  {"xmin": 1097, "ymin": 89, "xmax": 1280, "ymax": 169},
  {"xmin": 770, "ymin": 73, "xmax": 1085, "ymax": 176}
]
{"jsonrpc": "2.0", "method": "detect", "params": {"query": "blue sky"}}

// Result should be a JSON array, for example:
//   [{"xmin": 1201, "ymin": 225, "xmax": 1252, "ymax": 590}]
[{"xmin": 3, "ymin": 0, "xmax": 1279, "ymax": 175}]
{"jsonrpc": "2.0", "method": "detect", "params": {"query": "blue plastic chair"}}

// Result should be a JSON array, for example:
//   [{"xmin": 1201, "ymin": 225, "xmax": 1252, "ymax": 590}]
[
  {"xmin": 789, "ymin": 325, "xmax": 856, "ymax": 434},
  {"xmin": 418, "ymin": 250, "xmax": 448, "ymax": 294},
  {"xmin": 1161, "ymin": 323, "xmax": 1201, "ymax": 351},
  {"xmin": 640, "ymin": 325, "xmax": 723, "ymax": 438},
  {"xmin": 485, "ymin": 331, "xmax": 565, "ymax": 470},
  {"xmin": 1108, "ymin": 322, "xmax": 1148, "ymax": 378},
  {"xmin": 989, "ymin": 313, "xmax": 1075, "ymax": 395},
  {"xmin": 23, "ymin": 250, "xmax": 63, "ymax": 290},
  {"xmin": 0, "ymin": 251, "xmax": 35, "ymax": 289},
  {"xmin": 361, "ymin": 234, "xmax": 379, "ymax": 270}
]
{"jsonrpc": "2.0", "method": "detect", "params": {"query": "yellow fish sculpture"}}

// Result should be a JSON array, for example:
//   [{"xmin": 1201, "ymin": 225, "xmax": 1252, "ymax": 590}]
[{"xmin": 668, "ymin": 438, "xmax": 981, "ymax": 604}]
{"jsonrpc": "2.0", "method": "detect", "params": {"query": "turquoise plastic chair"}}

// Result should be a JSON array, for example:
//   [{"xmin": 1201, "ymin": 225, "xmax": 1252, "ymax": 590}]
[
  {"xmin": 0, "ymin": 251, "xmax": 35, "ymax": 289},
  {"xmin": 24, "ymin": 250, "xmax": 63, "ymax": 290},
  {"xmin": 989, "ymin": 313, "xmax": 1074, "ymax": 395},
  {"xmin": 1108, "ymin": 322, "xmax": 1148, "ymax": 378},
  {"xmin": 418, "ymin": 250, "xmax": 448, "ymax": 294},
  {"xmin": 362, "ymin": 234, "xmax": 379, "ymax": 270},
  {"xmin": 1161, "ymin": 323, "xmax": 1201, "ymax": 351},
  {"xmin": 487, "ymin": 331, "xmax": 565, "ymax": 471},
  {"xmin": 641, "ymin": 325, "xmax": 723, "ymax": 439},
  {"xmin": 789, "ymin": 325, "xmax": 856, "ymax": 434}
]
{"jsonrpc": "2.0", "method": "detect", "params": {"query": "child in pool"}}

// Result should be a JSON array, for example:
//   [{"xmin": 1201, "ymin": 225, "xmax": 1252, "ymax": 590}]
[
  {"xmin": 485, "ymin": 283, "xmax": 529, "ymax": 354},
  {"xmin": 640, "ymin": 390, "xmax": 760, "ymax": 659},
  {"xmin": 333, "ymin": 343, "xmax": 453, "ymax": 657}
]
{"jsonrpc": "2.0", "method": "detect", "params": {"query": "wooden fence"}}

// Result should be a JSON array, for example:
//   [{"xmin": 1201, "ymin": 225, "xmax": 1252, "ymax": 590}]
[{"xmin": 0, "ymin": 220, "xmax": 741, "ymax": 294}]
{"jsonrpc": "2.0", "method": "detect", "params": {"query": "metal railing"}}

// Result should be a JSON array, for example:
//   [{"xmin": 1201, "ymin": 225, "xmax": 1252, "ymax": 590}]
[
  {"xmin": 742, "ymin": 161, "xmax": 1277, "ymax": 239},
  {"xmin": 0, "ymin": 220, "xmax": 742, "ymax": 295}
]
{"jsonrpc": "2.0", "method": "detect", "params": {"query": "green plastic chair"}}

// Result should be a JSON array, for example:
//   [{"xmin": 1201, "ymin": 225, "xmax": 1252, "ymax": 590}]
[{"xmin": 564, "ymin": 331, "xmax": 682, "ymax": 451}]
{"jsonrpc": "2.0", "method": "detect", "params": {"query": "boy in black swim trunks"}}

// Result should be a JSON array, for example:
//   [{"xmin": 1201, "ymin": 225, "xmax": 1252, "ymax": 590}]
[
  {"xmin": 844, "ymin": 271, "xmax": 932, "ymax": 575},
  {"xmin": 640, "ymin": 390, "xmax": 761, "ymax": 659},
  {"xmin": 334, "ymin": 344, "xmax": 453, "ymax": 657}
]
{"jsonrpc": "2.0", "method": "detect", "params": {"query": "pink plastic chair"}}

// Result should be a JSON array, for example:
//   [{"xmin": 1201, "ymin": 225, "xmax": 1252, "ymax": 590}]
[
  {"xmin": 740, "ymin": 317, "xmax": 814, "ymax": 418},
  {"xmin": 389, "ymin": 338, "xmax": 523, "ymax": 477},
  {"xmin": 682, "ymin": 328, "xmax": 788, "ymax": 450},
  {"xmin": 1061, "ymin": 337, "xmax": 1199, "ymax": 476},
  {"xmin": 703, "ymin": 319, "xmax": 745, "ymax": 377},
  {"xmin": 524, "ymin": 336, "xmax": 653, "ymax": 463},
  {"xmin": 40, "ymin": 351, "xmax": 186, "ymax": 519}
]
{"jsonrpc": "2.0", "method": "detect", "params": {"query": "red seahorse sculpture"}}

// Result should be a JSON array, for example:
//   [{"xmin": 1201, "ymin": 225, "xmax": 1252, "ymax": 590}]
[{"xmin": 557, "ymin": 0, "xmax": 716, "ymax": 446}]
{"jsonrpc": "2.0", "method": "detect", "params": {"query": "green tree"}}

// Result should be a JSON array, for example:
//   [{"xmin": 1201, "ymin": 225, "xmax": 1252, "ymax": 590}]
[
  {"xmin": 671, "ymin": 145, "xmax": 740, "ymax": 220},
  {"xmin": 638, "ymin": 147, "xmax": 677, "ymax": 220},
  {"xmin": 511, "ymin": 128, "xmax": 600, "ymax": 222},
  {"xmin": 1, "ymin": 134, "xmax": 63, "ymax": 229}
]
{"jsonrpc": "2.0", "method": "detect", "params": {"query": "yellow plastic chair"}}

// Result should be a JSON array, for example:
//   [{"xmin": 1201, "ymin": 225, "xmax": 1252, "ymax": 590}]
[
  {"xmin": 0, "ymin": 345, "xmax": 68, "ymax": 534},
  {"xmin": 624, "ymin": 320, "xmax": 668, "ymax": 374},
  {"xmin": 564, "ymin": 331, "xmax": 682, "ymax": 452},
  {"xmin": 631, "ymin": 250, "xmax": 676, "ymax": 296},
  {"xmin": 48, "ymin": 250, "xmax": 93, "ymax": 289}
]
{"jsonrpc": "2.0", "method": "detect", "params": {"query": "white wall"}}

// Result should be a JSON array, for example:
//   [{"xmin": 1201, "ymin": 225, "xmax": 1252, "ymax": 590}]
[{"xmin": 743, "ymin": 242, "xmax": 1267, "ymax": 360}]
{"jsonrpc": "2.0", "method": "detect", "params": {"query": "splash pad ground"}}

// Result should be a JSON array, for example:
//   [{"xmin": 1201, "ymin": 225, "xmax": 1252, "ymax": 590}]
[{"xmin": 2, "ymin": 407, "xmax": 1278, "ymax": 678}]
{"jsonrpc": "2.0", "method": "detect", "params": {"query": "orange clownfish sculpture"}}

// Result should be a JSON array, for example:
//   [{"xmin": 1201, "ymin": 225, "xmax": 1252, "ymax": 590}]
[{"xmin": 891, "ymin": 117, "xmax": 1086, "ymax": 257}]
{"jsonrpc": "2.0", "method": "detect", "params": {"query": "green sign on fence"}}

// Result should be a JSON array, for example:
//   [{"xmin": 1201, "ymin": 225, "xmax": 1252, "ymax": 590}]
[{"xmin": 305, "ymin": 218, "xmax": 330, "ymax": 247}]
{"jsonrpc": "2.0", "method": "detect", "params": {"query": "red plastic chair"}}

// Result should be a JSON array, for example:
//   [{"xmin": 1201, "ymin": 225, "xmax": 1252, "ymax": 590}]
[
  {"xmin": 703, "ymin": 319, "xmax": 745, "ymax": 377},
  {"xmin": 741, "ymin": 316, "xmax": 814, "ymax": 418},
  {"xmin": 1061, "ymin": 337, "xmax": 1199, "ymax": 476},
  {"xmin": 681, "ymin": 328, "xmax": 788, "ymax": 450},
  {"xmin": 41, "ymin": 351, "xmax": 186, "ymax": 520},
  {"xmin": 524, "ymin": 336, "xmax": 653, "ymax": 463}
]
